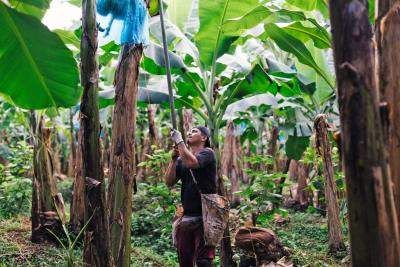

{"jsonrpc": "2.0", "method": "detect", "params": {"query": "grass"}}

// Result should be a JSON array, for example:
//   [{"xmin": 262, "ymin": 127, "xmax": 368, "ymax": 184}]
[{"xmin": 131, "ymin": 247, "xmax": 178, "ymax": 267}]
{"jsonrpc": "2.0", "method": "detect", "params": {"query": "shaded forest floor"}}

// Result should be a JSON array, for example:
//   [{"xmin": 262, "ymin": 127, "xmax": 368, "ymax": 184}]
[
  {"xmin": 264, "ymin": 212, "xmax": 350, "ymax": 266},
  {"xmin": 0, "ymin": 216, "xmax": 175, "ymax": 266},
  {"xmin": 0, "ymin": 211, "xmax": 350, "ymax": 266}
]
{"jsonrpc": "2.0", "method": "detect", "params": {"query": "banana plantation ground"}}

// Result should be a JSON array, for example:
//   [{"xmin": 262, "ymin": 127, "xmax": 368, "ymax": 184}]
[
  {"xmin": 1, "ymin": 0, "xmax": 400, "ymax": 266},
  {"xmin": 0, "ymin": 212, "xmax": 349, "ymax": 266}
]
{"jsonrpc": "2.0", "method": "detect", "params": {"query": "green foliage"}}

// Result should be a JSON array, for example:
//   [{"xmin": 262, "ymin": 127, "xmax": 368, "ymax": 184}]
[
  {"xmin": 137, "ymin": 147, "xmax": 171, "ymax": 182},
  {"xmin": 262, "ymin": 211, "xmax": 349, "ymax": 266},
  {"xmin": 0, "ymin": 101, "xmax": 30, "ymax": 141},
  {"xmin": 285, "ymin": 0, "xmax": 329, "ymax": 17},
  {"xmin": 0, "ymin": 141, "xmax": 33, "ymax": 219},
  {"xmin": 58, "ymin": 179, "xmax": 74, "ymax": 204},
  {"xmin": 0, "ymin": 3, "xmax": 81, "ymax": 109},
  {"xmin": 47, "ymin": 210, "xmax": 95, "ymax": 267},
  {"xmin": 131, "ymin": 247, "xmax": 178, "ymax": 267},
  {"xmin": 301, "ymin": 144, "xmax": 346, "ymax": 196},
  {"xmin": 195, "ymin": 0, "xmax": 258, "ymax": 68},
  {"xmin": 131, "ymin": 183, "xmax": 179, "ymax": 263},
  {"xmin": 281, "ymin": 22, "xmax": 330, "ymax": 49},
  {"xmin": 264, "ymin": 24, "xmax": 333, "ymax": 89},
  {"xmin": 0, "ymin": 216, "xmax": 81, "ymax": 266},
  {"xmin": 285, "ymin": 135, "xmax": 310, "ymax": 160},
  {"xmin": 238, "ymin": 155, "xmax": 288, "ymax": 223},
  {"xmin": 7, "ymin": 0, "xmax": 51, "ymax": 19}
]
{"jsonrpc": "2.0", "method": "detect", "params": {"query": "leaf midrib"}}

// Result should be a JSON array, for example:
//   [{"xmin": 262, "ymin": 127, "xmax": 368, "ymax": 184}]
[
  {"xmin": 266, "ymin": 24, "xmax": 333, "ymax": 89},
  {"xmin": 0, "ymin": 3, "xmax": 57, "ymax": 108},
  {"xmin": 284, "ymin": 23, "xmax": 330, "ymax": 48},
  {"xmin": 207, "ymin": 0, "xmax": 231, "ymax": 100}
]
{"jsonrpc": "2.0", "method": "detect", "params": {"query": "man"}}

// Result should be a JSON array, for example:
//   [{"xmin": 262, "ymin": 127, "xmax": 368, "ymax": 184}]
[{"xmin": 165, "ymin": 126, "xmax": 217, "ymax": 267}]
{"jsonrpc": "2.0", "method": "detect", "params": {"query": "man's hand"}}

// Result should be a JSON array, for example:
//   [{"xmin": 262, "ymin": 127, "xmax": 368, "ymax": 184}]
[{"xmin": 170, "ymin": 129, "xmax": 184, "ymax": 145}]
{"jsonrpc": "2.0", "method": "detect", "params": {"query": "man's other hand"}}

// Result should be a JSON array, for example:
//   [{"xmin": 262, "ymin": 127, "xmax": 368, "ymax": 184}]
[{"xmin": 170, "ymin": 129, "xmax": 184, "ymax": 145}]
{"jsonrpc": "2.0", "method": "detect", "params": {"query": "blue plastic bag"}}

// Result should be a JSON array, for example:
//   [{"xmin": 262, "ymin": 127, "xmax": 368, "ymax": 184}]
[{"xmin": 97, "ymin": 0, "xmax": 149, "ymax": 45}]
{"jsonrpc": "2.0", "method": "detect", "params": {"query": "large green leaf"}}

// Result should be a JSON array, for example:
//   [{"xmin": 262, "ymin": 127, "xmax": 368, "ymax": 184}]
[
  {"xmin": 194, "ymin": 0, "xmax": 258, "ymax": 68},
  {"xmin": 223, "ymin": 93, "xmax": 280, "ymax": 120},
  {"xmin": 98, "ymin": 87, "xmax": 170, "ymax": 109},
  {"xmin": 149, "ymin": 18, "xmax": 199, "ymax": 60},
  {"xmin": 285, "ymin": 135, "xmax": 310, "ymax": 160},
  {"xmin": 166, "ymin": 0, "xmax": 193, "ymax": 29},
  {"xmin": 282, "ymin": 21, "xmax": 330, "ymax": 49},
  {"xmin": 222, "ymin": 5, "xmax": 273, "ymax": 36},
  {"xmin": 0, "ymin": 3, "xmax": 80, "ymax": 109},
  {"xmin": 8, "ymin": 0, "xmax": 51, "ymax": 19},
  {"xmin": 68, "ymin": 0, "xmax": 81, "ymax": 7},
  {"xmin": 184, "ymin": 0, "xmax": 199, "ymax": 37},
  {"xmin": 216, "ymin": 64, "xmax": 277, "ymax": 120},
  {"xmin": 142, "ymin": 42, "xmax": 186, "ymax": 75},
  {"xmin": 219, "ymin": 65, "xmax": 272, "ymax": 108},
  {"xmin": 98, "ymin": 74, "xmax": 172, "ymax": 108},
  {"xmin": 293, "ymin": 42, "xmax": 334, "ymax": 106},
  {"xmin": 264, "ymin": 23, "xmax": 333, "ymax": 88},
  {"xmin": 54, "ymin": 29, "xmax": 80, "ymax": 51},
  {"xmin": 222, "ymin": 6, "xmax": 315, "ymax": 36},
  {"xmin": 286, "ymin": 0, "xmax": 329, "ymax": 17}
]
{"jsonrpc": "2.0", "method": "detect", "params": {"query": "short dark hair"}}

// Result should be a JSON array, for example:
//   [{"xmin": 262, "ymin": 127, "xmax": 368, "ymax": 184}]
[{"xmin": 194, "ymin": 126, "xmax": 211, "ymax": 147}]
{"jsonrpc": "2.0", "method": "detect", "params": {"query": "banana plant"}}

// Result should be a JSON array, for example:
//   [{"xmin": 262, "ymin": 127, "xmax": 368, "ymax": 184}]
[
  {"xmin": 0, "ymin": 0, "xmax": 81, "ymax": 110},
  {"xmin": 141, "ymin": 0, "xmax": 332, "ymax": 150}
]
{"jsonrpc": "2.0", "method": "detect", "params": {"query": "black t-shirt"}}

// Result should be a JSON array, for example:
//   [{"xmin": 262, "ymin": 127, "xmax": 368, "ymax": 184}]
[{"xmin": 175, "ymin": 148, "xmax": 217, "ymax": 216}]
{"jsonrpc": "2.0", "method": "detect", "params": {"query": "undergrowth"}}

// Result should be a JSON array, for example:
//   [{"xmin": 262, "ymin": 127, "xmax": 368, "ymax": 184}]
[
  {"xmin": 0, "ymin": 185, "xmax": 350, "ymax": 266},
  {"xmin": 259, "ymin": 211, "xmax": 350, "ymax": 266}
]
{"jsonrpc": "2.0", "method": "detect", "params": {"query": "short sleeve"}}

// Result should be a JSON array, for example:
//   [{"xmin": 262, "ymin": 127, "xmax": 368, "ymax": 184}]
[{"xmin": 195, "ymin": 149, "xmax": 215, "ymax": 169}]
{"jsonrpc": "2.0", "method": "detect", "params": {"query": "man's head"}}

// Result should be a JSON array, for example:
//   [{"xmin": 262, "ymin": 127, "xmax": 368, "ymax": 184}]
[{"xmin": 187, "ymin": 126, "xmax": 211, "ymax": 148}]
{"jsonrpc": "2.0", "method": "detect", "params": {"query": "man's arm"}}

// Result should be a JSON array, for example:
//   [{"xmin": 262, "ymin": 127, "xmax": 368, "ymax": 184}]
[
  {"xmin": 176, "ymin": 142, "xmax": 199, "ymax": 169},
  {"xmin": 164, "ymin": 147, "xmax": 179, "ymax": 187},
  {"xmin": 170, "ymin": 129, "xmax": 199, "ymax": 169}
]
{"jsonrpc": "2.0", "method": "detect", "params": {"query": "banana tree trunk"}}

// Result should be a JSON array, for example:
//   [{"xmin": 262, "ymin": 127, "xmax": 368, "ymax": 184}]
[
  {"xmin": 267, "ymin": 126, "xmax": 279, "ymax": 172},
  {"xmin": 178, "ymin": 108, "xmax": 187, "ymax": 142},
  {"xmin": 68, "ymin": 109, "xmax": 76, "ymax": 177},
  {"xmin": 314, "ymin": 115, "xmax": 344, "ymax": 252},
  {"xmin": 221, "ymin": 121, "xmax": 240, "ymax": 205},
  {"xmin": 70, "ymin": 127, "xmax": 84, "ymax": 233},
  {"xmin": 80, "ymin": 0, "xmax": 112, "ymax": 265},
  {"xmin": 108, "ymin": 44, "xmax": 143, "ymax": 267},
  {"xmin": 296, "ymin": 162, "xmax": 309, "ymax": 209},
  {"xmin": 211, "ymin": 126, "xmax": 235, "ymax": 267},
  {"xmin": 148, "ymin": 104, "xmax": 159, "ymax": 147},
  {"xmin": 241, "ymin": 140, "xmax": 251, "ymax": 184},
  {"xmin": 376, "ymin": 0, "xmax": 400, "ymax": 237},
  {"xmin": 51, "ymin": 123, "xmax": 62, "ymax": 177},
  {"xmin": 183, "ymin": 109, "xmax": 193, "ymax": 133},
  {"xmin": 136, "ymin": 137, "xmax": 150, "ymax": 182},
  {"xmin": 329, "ymin": 0, "xmax": 400, "ymax": 265},
  {"xmin": 31, "ymin": 115, "xmax": 65, "ymax": 243}
]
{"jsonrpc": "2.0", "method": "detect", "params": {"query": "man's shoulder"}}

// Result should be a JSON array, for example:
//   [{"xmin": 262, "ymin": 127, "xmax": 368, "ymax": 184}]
[
  {"xmin": 200, "ymin": 147, "xmax": 214, "ymax": 152},
  {"xmin": 199, "ymin": 147, "xmax": 215, "ymax": 156}
]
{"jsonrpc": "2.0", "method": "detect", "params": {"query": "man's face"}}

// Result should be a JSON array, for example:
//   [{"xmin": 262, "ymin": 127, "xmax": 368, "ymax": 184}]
[{"xmin": 187, "ymin": 128, "xmax": 207, "ymax": 146}]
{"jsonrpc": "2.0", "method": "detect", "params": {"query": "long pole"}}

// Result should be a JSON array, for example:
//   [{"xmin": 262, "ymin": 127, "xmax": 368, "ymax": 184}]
[{"xmin": 159, "ymin": 1, "xmax": 177, "ymax": 129}]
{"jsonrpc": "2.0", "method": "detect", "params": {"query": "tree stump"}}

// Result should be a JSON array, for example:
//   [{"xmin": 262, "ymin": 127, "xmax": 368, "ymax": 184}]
[{"xmin": 234, "ymin": 227, "xmax": 289, "ymax": 266}]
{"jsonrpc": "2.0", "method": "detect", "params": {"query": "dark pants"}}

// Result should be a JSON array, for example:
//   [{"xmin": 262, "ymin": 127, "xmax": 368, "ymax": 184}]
[{"xmin": 176, "ymin": 218, "xmax": 215, "ymax": 267}]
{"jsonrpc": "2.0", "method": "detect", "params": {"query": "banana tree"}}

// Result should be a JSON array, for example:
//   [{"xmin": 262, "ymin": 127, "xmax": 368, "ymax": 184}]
[
  {"xmin": 0, "ymin": 0, "xmax": 81, "ymax": 243},
  {"xmin": 0, "ymin": 1, "xmax": 81, "ymax": 109},
  {"xmin": 143, "ymin": 0, "xmax": 332, "ymax": 150},
  {"xmin": 139, "ymin": 1, "xmax": 332, "ymax": 264}
]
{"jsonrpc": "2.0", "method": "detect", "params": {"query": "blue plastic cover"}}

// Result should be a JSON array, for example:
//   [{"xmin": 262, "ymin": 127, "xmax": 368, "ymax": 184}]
[{"xmin": 97, "ymin": 0, "xmax": 149, "ymax": 45}]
